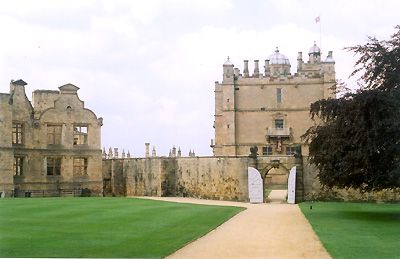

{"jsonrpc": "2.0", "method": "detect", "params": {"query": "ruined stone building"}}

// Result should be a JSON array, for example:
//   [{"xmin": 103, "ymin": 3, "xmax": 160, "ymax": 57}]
[
  {"xmin": 0, "ymin": 80, "xmax": 103, "ymax": 197},
  {"xmin": 212, "ymin": 43, "xmax": 336, "ymax": 157}
]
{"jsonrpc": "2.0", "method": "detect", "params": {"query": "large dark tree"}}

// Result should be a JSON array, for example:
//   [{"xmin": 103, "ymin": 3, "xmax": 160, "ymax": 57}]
[{"xmin": 304, "ymin": 26, "xmax": 400, "ymax": 191}]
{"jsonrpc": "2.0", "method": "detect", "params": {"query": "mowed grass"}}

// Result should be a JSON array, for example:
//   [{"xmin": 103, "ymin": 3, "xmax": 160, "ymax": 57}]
[
  {"xmin": 299, "ymin": 202, "xmax": 400, "ymax": 258},
  {"xmin": 0, "ymin": 197, "xmax": 244, "ymax": 258}
]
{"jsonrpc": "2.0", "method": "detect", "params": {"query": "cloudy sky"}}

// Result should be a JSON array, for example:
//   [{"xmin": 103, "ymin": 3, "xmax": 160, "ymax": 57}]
[{"xmin": 0, "ymin": 0, "xmax": 398, "ymax": 157}]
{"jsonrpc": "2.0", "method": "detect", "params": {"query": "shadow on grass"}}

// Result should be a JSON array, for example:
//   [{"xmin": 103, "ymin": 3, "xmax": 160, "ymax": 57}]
[{"xmin": 340, "ymin": 210, "xmax": 400, "ymax": 222}]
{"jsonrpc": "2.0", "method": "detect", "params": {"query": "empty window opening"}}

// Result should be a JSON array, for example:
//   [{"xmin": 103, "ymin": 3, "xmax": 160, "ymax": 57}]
[
  {"xmin": 47, "ymin": 157, "xmax": 61, "ymax": 176},
  {"xmin": 73, "ymin": 158, "xmax": 88, "ymax": 176},
  {"xmin": 74, "ymin": 126, "xmax": 88, "ymax": 145},
  {"xmin": 47, "ymin": 125, "xmax": 62, "ymax": 145},
  {"xmin": 12, "ymin": 123, "xmax": 23, "ymax": 144},
  {"xmin": 14, "ymin": 157, "xmax": 24, "ymax": 176}
]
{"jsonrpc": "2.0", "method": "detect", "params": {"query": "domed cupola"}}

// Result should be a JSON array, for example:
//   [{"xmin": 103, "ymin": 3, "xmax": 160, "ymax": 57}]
[
  {"xmin": 266, "ymin": 47, "xmax": 291, "ymax": 76},
  {"xmin": 223, "ymin": 56, "xmax": 233, "ymax": 66},
  {"xmin": 308, "ymin": 41, "xmax": 321, "ymax": 63},
  {"xmin": 309, "ymin": 41, "xmax": 321, "ymax": 55},
  {"xmin": 268, "ymin": 47, "xmax": 290, "ymax": 65}
]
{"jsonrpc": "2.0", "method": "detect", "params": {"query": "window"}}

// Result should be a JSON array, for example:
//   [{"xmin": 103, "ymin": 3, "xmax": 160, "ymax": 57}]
[
  {"xmin": 47, "ymin": 157, "xmax": 61, "ymax": 176},
  {"xmin": 277, "ymin": 88, "xmax": 282, "ymax": 103},
  {"xmin": 12, "ymin": 123, "xmax": 23, "ymax": 144},
  {"xmin": 103, "ymin": 179, "xmax": 111, "ymax": 190},
  {"xmin": 14, "ymin": 157, "xmax": 24, "ymax": 176},
  {"xmin": 286, "ymin": 146, "xmax": 297, "ymax": 155},
  {"xmin": 262, "ymin": 146, "xmax": 273, "ymax": 155},
  {"xmin": 47, "ymin": 125, "xmax": 62, "ymax": 145},
  {"xmin": 73, "ymin": 126, "xmax": 88, "ymax": 145},
  {"xmin": 275, "ymin": 119, "xmax": 284, "ymax": 129},
  {"xmin": 73, "ymin": 158, "xmax": 88, "ymax": 176}
]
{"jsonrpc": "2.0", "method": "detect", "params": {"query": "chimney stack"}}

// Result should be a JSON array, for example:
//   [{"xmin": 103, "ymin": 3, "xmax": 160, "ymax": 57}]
[
  {"xmin": 264, "ymin": 59, "xmax": 270, "ymax": 76},
  {"xmin": 253, "ymin": 60, "xmax": 259, "ymax": 77},
  {"xmin": 297, "ymin": 52, "xmax": 303, "ymax": 71},
  {"xmin": 243, "ymin": 60, "xmax": 249, "ymax": 77},
  {"xmin": 145, "ymin": 143, "xmax": 150, "ymax": 158}
]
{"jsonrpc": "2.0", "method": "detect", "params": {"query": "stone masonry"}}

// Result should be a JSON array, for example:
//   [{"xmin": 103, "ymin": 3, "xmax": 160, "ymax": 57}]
[
  {"xmin": 0, "ymin": 80, "xmax": 103, "ymax": 197},
  {"xmin": 212, "ymin": 43, "xmax": 335, "ymax": 157}
]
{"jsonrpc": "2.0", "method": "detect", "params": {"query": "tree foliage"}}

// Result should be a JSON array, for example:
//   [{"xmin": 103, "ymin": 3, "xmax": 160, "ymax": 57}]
[{"xmin": 304, "ymin": 26, "xmax": 400, "ymax": 191}]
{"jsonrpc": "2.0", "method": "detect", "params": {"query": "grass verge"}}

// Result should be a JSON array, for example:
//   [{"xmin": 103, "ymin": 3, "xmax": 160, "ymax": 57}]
[
  {"xmin": 0, "ymin": 197, "xmax": 244, "ymax": 258},
  {"xmin": 299, "ymin": 202, "xmax": 400, "ymax": 259}
]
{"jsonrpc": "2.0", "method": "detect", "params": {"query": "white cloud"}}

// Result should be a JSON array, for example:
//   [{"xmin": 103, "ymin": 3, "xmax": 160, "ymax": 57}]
[
  {"xmin": 0, "ymin": 0, "xmax": 96, "ymax": 15},
  {"xmin": 1, "ymin": 0, "xmax": 399, "ymax": 156},
  {"xmin": 91, "ymin": 15, "xmax": 137, "ymax": 39},
  {"xmin": 100, "ymin": 0, "xmax": 162, "ymax": 24}
]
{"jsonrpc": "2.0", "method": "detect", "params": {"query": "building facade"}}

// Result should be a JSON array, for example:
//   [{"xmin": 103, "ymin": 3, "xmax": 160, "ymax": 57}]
[
  {"xmin": 212, "ymin": 43, "xmax": 336, "ymax": 157},
  {"xmin": 0, "ymin": 80, "xmax": 103, "ymax": 197}
]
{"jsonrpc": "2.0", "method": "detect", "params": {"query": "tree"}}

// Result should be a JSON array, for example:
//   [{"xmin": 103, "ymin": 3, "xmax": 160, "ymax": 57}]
[{"xmin": 304, "ymin": 26, "xmax": 400, "ymax": 191}]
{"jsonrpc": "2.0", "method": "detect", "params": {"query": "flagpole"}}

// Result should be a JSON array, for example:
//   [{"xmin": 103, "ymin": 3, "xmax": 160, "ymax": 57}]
[{"xmin": 319, "ymin": 16, "xmax": 322, "ymax": 54}]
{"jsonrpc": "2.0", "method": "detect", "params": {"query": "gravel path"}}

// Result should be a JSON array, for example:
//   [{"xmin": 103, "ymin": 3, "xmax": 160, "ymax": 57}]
[{"xmin": 138, "ymin": 197, "xmax": 331, "ymax": 259}]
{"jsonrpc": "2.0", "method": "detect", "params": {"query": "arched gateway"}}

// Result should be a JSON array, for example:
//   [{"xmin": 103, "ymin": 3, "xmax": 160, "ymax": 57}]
[{"xmin": 248, "ymin": 156, "xmax": 302, "ymax": 203}]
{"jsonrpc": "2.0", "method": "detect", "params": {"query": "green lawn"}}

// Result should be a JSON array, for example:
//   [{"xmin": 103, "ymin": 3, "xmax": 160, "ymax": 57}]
[
  {"xmin": 299, "ymin": 202, "xmax": 400, "ymax": 259},
  {"xmin": 0, "ymin": 197, "xmax": 244, "ymax": 258}
]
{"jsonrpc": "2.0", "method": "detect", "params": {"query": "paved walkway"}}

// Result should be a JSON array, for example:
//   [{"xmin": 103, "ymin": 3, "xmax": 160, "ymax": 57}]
[
  {"xmin": 139, "ymin": 197, "xmax": 331, "ymax": 259},
  {"xmin": 268, "ymin": 190, "xmax": 288, "ymax": 203}
]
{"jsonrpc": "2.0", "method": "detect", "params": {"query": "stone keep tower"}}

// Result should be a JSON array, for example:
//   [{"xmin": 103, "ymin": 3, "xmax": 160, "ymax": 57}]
[{"xmin": 211, "ymin": 43, "xmax": 335, "ymax": 157}]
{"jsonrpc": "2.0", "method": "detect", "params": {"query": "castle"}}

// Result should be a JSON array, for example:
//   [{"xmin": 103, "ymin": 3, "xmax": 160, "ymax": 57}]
[
  {"xmin": 1, "ymin": 44, "xmax": 398, "ymax": 202},
  {"xmin": 212, "ymin": 43, "xmax": 335, "ymax": 156}
]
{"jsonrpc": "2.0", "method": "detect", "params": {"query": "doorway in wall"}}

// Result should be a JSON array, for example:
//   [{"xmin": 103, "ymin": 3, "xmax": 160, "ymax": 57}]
[{"xmin": 264, "ymin": 167, "xmax": 289, "ymax": 203}]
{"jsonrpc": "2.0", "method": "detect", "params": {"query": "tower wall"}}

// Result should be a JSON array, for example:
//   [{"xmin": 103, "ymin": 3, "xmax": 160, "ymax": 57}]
[{"xmin": 212, "ymin": 48, "xmax": 336, "ymax": 157}]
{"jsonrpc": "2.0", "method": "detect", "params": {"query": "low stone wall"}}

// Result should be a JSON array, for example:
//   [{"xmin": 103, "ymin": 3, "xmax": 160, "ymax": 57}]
[
  {"xmin": 301, "ymin": 156, "xmax": 400, "ymax": 202},
  {"xmin": 305, "ymin": 185, "xmax": 400, "ymax": 202}
]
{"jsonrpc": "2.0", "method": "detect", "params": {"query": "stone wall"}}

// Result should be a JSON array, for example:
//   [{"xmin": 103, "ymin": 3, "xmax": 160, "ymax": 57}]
[
  {"xmin": 213, "ymin": 46, "xmax": 335, "ymax": 157},
  {"xmin": 173, "ymin": 157, "xmax": 249, "ymax": 200},
  {"xmin": 302, "ymin": 156, "xmax": 400, "ymax": 202},
  {"xmin": 104, "ymin": 157, "xmax": 250, "ymax": 201},
  {"xmin": 103, "ymin": 155, "xmax": 399, "ymax": 203},
  {"xmin": 0, "ymin": 94, "xmax": 14, "ymax": 196},
  {"xmin": 0, "ymin": 81, "xmax": 103, "ymax": 197}
]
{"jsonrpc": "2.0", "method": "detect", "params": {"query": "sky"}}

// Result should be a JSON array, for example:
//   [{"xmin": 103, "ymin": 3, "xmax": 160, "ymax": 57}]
[{"xmin": 0, "ymin": 0, "xmax": 398, "ymax": 157}]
